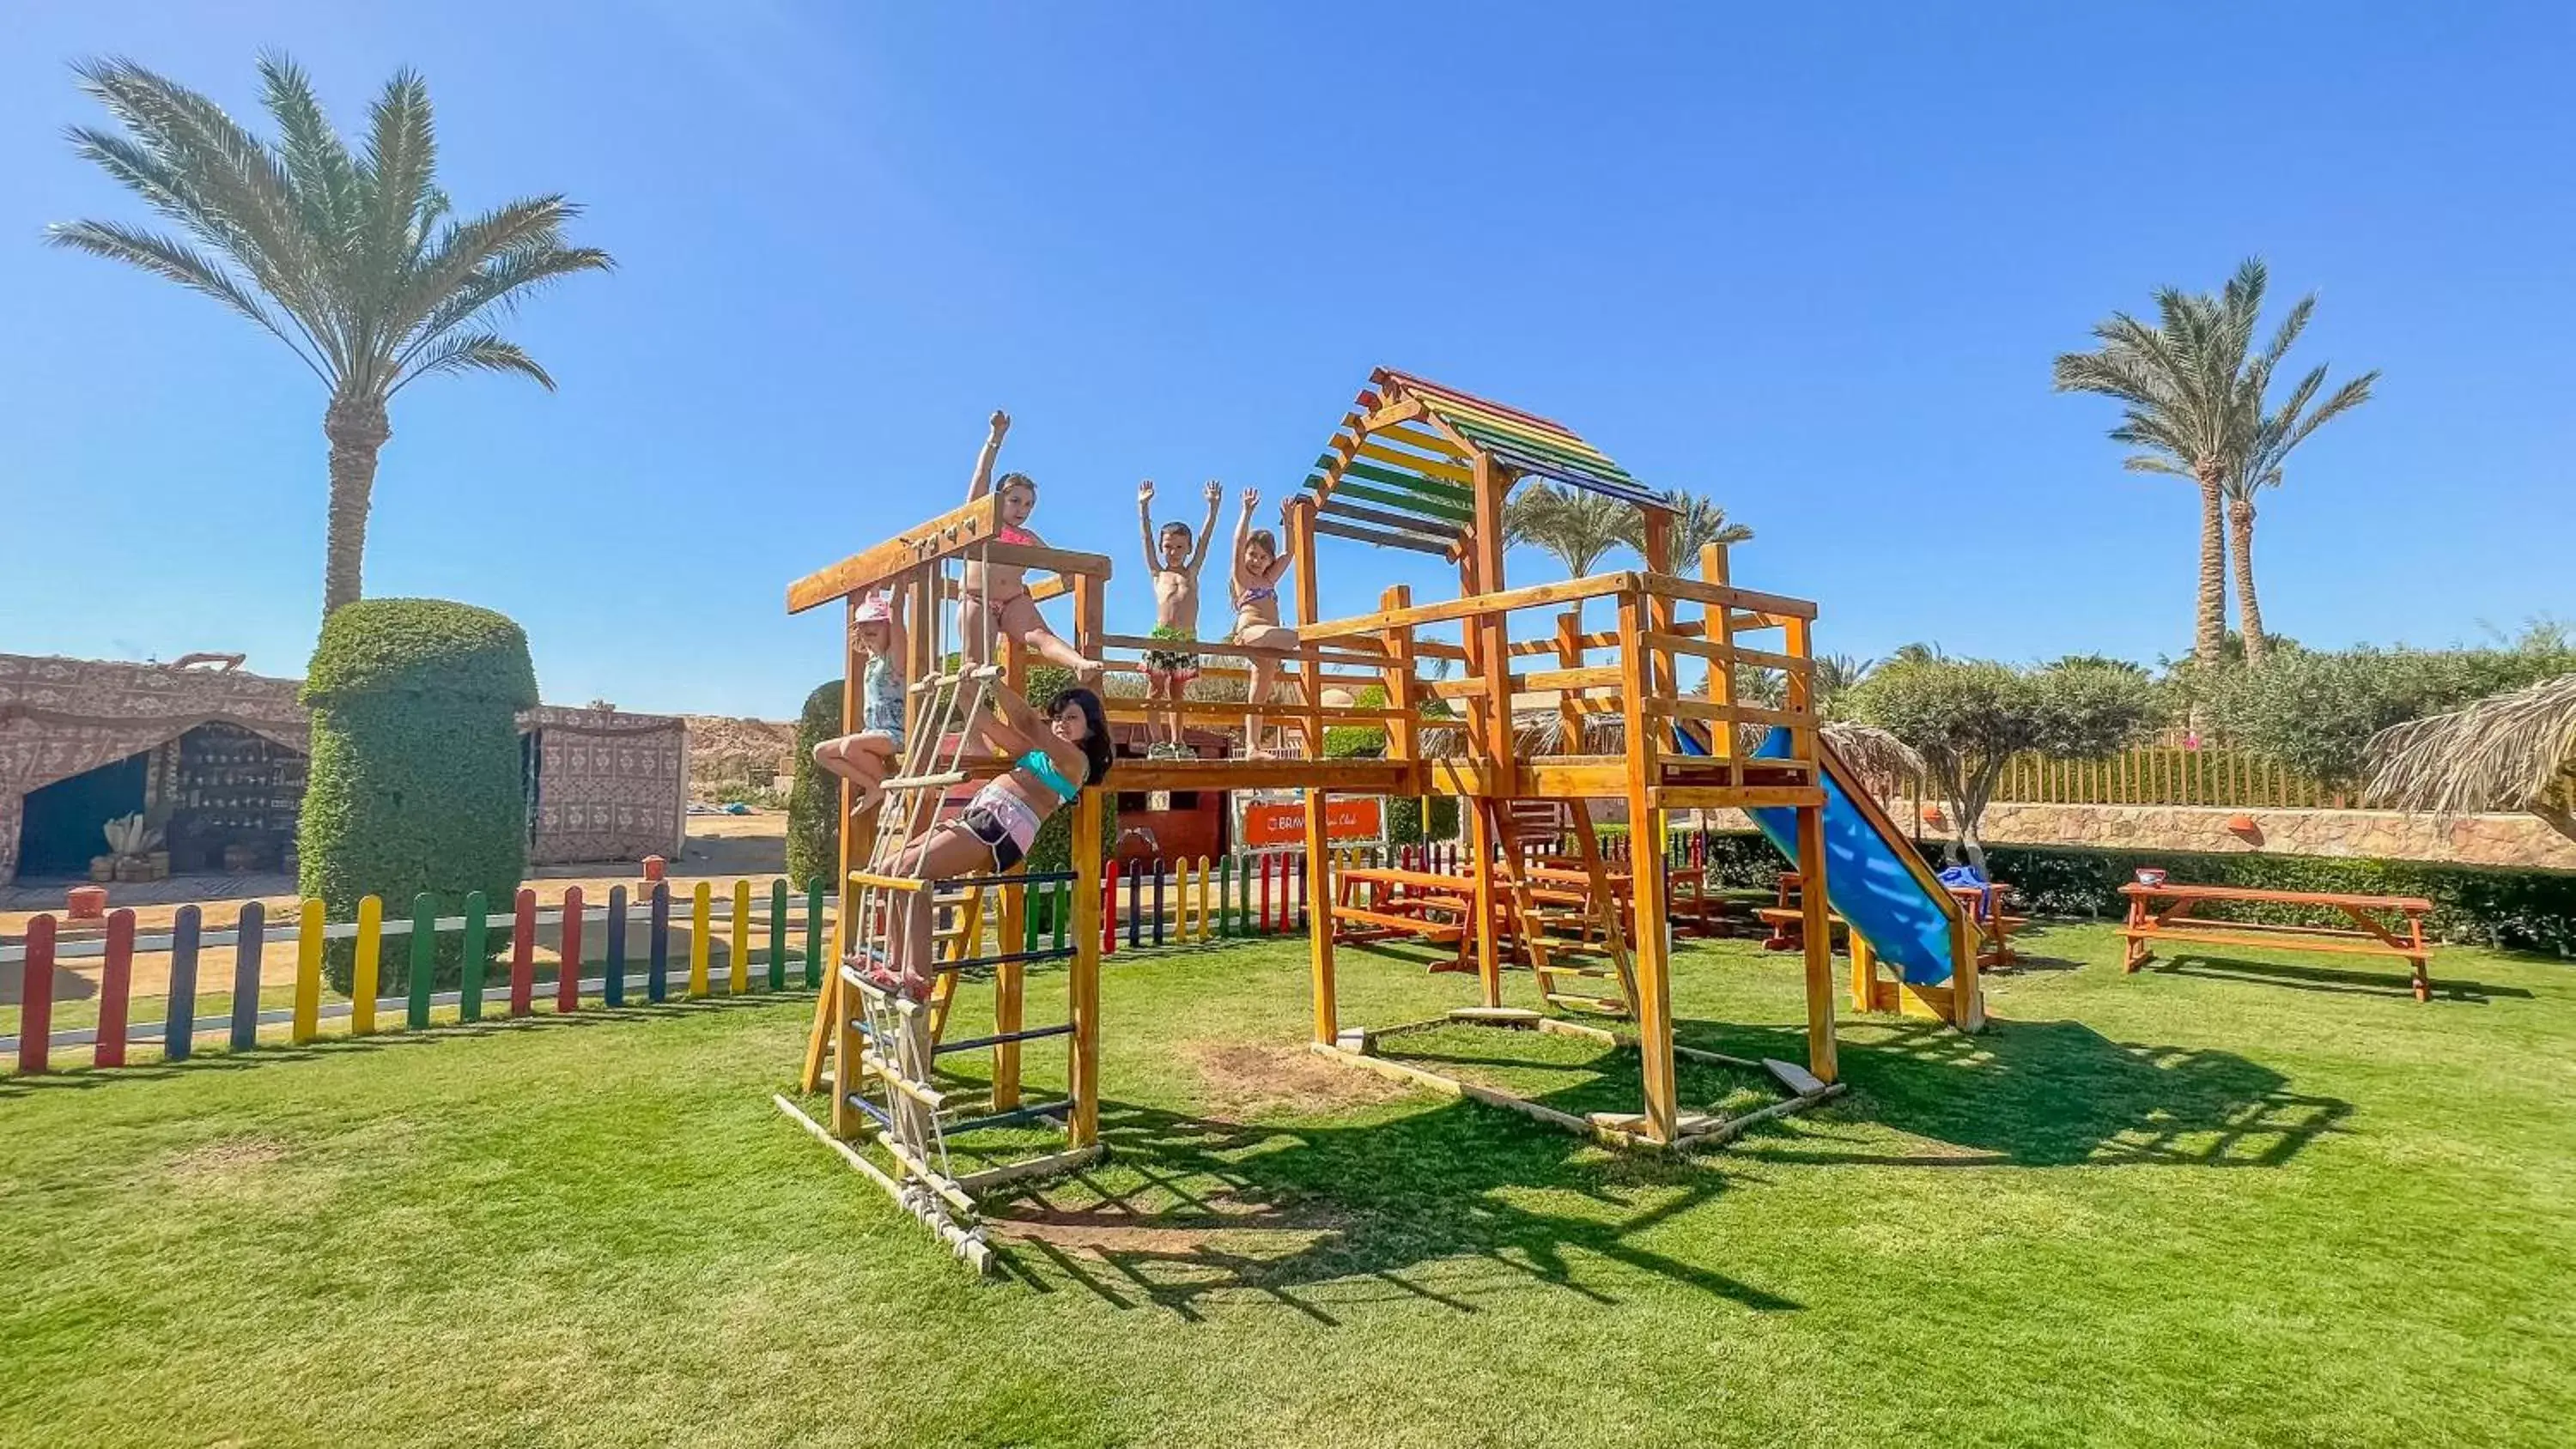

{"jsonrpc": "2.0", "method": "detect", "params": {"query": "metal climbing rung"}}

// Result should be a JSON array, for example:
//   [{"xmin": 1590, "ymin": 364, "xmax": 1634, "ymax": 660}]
[
  {"xmin": 935, "ymin": 1022, "xmax": 1075, "ymax": 1057},
  {"xmin": 945, "ymin": 1099, "xmax": 1073, "ymax": 1136}
]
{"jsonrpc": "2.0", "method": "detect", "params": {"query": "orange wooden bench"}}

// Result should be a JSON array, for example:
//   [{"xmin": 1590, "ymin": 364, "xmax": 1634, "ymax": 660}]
[{"xmin": 2117, "ymin": 881, "xmax": 2435, "ymax": 1001}]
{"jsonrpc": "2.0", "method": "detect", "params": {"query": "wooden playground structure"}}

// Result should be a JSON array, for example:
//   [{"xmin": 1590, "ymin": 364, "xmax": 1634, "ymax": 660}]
[{"xmin": 775, "ymin": 367, "xmax": 1984, "ymax": 1271}]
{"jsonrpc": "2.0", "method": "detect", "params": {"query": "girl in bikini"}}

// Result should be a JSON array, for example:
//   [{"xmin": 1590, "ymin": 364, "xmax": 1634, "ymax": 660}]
[
  {"xmin": 866, "ymin": 684, "xmax": 1115, "ymax": 1000},
  {"xmin": 957, "ymin": 409, "xmax": 1103, "ymax": 681},
  {"xmin": 1229, "ymin": 488, "xmax": 1303, "ymax": 756}
]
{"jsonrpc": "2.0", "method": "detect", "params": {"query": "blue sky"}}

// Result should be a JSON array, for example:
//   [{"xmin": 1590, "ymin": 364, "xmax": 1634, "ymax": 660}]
[{"xmin": 3, "ymin": 3, "xmax": 2569, "ymax": 716}]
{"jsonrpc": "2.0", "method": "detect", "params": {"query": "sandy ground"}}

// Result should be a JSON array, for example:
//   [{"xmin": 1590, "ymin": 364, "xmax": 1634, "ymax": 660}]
[{"xmin": 4, "ymin": 812, "xmax": 794, "ymax": 1007}]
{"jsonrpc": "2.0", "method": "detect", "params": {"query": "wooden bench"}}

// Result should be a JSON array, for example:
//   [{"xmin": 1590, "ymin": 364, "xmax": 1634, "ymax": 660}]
[
  {"xmin": 1333, "ymin": 864, "xmax": 1474, "ymax": 972},
  {"xmin": 2117, "ymin": 882, "xmax": 2436, "ymax": 1002}
]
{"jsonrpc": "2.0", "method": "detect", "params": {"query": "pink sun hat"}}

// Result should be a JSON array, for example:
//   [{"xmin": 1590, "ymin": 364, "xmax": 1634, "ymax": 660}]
[{"xmin": 854, "ymin": 591, "xmax": 891, "ymax": 624}]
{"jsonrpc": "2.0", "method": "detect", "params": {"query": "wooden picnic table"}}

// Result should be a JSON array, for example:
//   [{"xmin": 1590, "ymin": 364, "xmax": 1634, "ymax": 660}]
[{"xmin": 2117, "ymin": 881, "xmax": 2435, "ymax": 1002}]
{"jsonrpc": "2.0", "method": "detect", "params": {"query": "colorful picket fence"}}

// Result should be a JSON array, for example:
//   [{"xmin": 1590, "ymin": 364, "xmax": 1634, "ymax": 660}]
[{"xmin": 2, "ymin": 878, "xmax": 828, "ymax": 1076}]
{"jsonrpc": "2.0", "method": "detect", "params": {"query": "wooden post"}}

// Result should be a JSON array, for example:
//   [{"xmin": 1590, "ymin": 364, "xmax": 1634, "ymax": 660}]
[
  {"xmin": 995, "ymin": 636, "xmax": 1029, "ymax": 1111},
  {"xmin": 1950, "ymin": 909, "xmax": 1984, "ymax": 1031},
  {"xmin": 1068, "ymin": 786, "xmax": 1104, "ymax": 1147},
  {"xmin": 1850, "ymin": 928, "xmax": 1877, "ymax": 1012},
  {"xmin": 1795, "ymin": 801, "xmax": 1838, "ymax": 1083},
  {"xmin": 1617, "ymin": 590, "xmax": 1679, "ymax": 1143},
  {"xmin": 1306, "ymin": 789, "xmax": 1339, "ymax": 1042},
  {"xmin": 1694, "ymin": 543, "xmax": 1735, "ymax": 770},
  {"xmin": 1289, "ymin": 500, "xmax": 1321, "ymax": 758}
]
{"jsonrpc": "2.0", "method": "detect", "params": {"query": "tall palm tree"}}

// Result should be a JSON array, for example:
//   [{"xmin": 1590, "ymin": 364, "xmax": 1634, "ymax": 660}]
[
  {"xmin": 1613, "ymin": 488, "xmax": 1753, "ymax": 570},
  {"xmin": 2224, "ymin": 351, "xmax": 2379, "ymax": 664},
  {"xmin": 2054, "ymin": 259, "xmax": 2278, "ymax": 671},
  {"xmin": 1503, "ymin": 482, "xmax": 1637, "ymax": 627},
  {"xmin": 50, "ymin": 55, "xmax": 614, "ymax": 619}
]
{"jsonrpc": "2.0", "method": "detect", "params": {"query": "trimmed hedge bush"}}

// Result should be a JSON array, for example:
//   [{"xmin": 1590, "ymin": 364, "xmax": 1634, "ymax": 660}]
[
  {"xmin": 298, "ymin": 599, "xmax": 539, "ymax": 992},
  {"xmin": 1659, "ymin": 828, "xmax": 2576, "ymax": 956},
  {"xmin": 786, "ymin": 679, "xmax": 843, "ymax": 891}
]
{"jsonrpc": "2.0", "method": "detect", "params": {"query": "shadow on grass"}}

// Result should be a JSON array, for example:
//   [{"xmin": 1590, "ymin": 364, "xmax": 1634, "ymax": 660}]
[
  {"xmin": 1710, "ymin": 1015, "xmax": 2354, "ymax": 1170},
  {"xmin": 0, "ymin": 994, "xmax": 793, "ymax": 1099},
  {"xmin": 2138, "ymin": 953, "xmax": 2530, "ymax": 1003},
  {"xmin": 986, "ymin": 1095, "xmax": 1798, "ymax": 1321}
]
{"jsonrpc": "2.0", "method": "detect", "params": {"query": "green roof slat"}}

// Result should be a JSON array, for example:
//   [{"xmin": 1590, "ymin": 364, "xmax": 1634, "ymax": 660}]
[
  {"xmin": 1439, "ymin": 414, "xmax": 1637, "ymax": 485},
  {"xmin": 1328, "ymin": 478, "xmax": 1474, "ymax": 524},
  {"xmin": 1331, "ymin": 456, "xmax": 1476, "ymax": 506}
]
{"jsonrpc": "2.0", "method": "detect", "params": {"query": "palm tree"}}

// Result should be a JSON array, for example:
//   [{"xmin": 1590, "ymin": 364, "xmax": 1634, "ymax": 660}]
[
  {"xmin": 1613, "ymin": 488, "xmax": 1753, "ymax": 570},
  {"xmin": 1503, "ymin": 482, "xmax": 1637, "ymax": 627},
  {"xmin": 2225, "ymin": 353, "xmax": 2379, "ymax": 664},
  {"xmin": 50, "ymin": 56, "xmax": 613, "ymax": 619},
  {"xmin": 2056, "ymin": 259, "xmax": 2324, "ymax": 672},
  {"xmin": 2366, "ymin": 673, "xmax": 2576, "ymax": 844}
]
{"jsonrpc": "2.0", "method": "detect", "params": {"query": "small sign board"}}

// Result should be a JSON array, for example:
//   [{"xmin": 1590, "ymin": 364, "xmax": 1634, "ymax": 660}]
[{"xmin": 1235, "ymin": 792, "xmax": 1385, "ymax": 852}]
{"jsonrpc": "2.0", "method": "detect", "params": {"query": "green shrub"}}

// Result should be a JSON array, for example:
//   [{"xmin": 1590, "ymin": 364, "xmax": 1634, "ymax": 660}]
[
  {"xmin": 785, "ymin": 679, "xmax": 843, "ymax": 890},
  {"xmin": 298, "ymin": 599, "xmax": 538, "ymax": 992},
  {"xmin": 1673, "ymin": 828, "xmax": 2576, "ymax": 955},
  {"xmin": 2202, "ymin": 643, "xmax": 2576, "ymax": 785}
]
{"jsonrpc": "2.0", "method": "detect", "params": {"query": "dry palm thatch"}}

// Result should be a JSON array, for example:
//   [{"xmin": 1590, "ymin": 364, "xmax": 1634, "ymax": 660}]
[{"xmin": 2364, "ymin": 673, "xmax": 2576, "ymax": 844}]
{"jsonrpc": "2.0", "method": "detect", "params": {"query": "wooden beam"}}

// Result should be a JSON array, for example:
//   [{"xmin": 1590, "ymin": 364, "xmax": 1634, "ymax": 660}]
[
  {"xmin": 1641, "ymin": 574, "xmax": 1820, "ymax": 621},
  {"xmin": 1618, "ymin": 591, "xmax": 1678, "ymax": 1144},
  {"xmin": 1302, "ymin": 572, "xmax": 1643, "ymax": 640},
  {"xmin": 787, "ymin": 494, "xmax": 998, "ymax": 615},
  {"xmin": 1069, "ymin": 787, "xmax": 1103, "ymax": 1145},
  {"xmin": 1795, "ymin": 802, "xmax": 1838, "ymax": 1085},
  {"xmin": 1307, "ymin": 789, "xmax": 1338, "ymax": 1043}
]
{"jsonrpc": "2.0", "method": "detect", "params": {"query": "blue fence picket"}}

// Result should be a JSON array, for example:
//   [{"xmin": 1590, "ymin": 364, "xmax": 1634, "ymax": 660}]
[
  {"xmin": 648, "ymin": 882, "xmax": 671, "ymax": 1003},
  {"xmin": 165, "ymin": 905, "xmax": 202, "ymax": 1063},
  {"xmin": 228, "ymin": 901, "xmax": 264, "ymax": 1052},
  {"xmin": 605, "ymin": 885, "xmax": 629, "ymax": 1006}
]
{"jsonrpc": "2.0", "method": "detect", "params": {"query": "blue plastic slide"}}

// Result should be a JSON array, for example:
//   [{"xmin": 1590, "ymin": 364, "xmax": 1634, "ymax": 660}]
[{"xmin": 1670, "ymin": 724, "xmax": 1959, "ymax": 985}]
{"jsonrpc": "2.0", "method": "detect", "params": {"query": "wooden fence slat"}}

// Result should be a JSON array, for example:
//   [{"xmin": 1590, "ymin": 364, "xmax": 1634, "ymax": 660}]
[
  {"xmin": 730, "ymin": 879, "xmax": 752, "ymax": 994},
  {"xmin": 407, "ymin": 894, "xmax": 436, "ymax": 1030},
  {"xmin": 350, "ymin": 895, "xmax": 384, "ymax": 1036},
  {"xmin": 690, "ymin": 882, "xmax": 712, "ymax": 998},
  {"xmin": 229, "ymin": 902, "xmax": 264, "ymax": 1052},
  {"xmin": 460, "ymin": 890, "xmax": 489, "ymax": 1022},
  {"xmin": 509, "ymin": 888, "xmax": 537, "ymax": 1018},
  {"xmin": 166, "ymin": 905, "xmax": 202, "ymax": 1064},
  {"xmin": 94, "ymin": 909, "xmax": 136, "ymax": 1068},
  {"xmin": 558, "ymin": 886, "xmax": 585, "ymax": 1013},
  {"xmin": 804, "ymin": 882, "xmax": 824, "ymax": 989},
  {"xmin": 649, "ymin": 882, "xmax": 671, "ymax": 1003},
  {"xmin": 292, "ymin": 899, "xmax": 325, "ymax": 1044},
  {"xmin": 769, "ymin": 880, "xmax": 789, "ymax": 991},
  {"xmin": 16, "ymin": 915, "xmax": 54, "ymax": 1075},
  {"xmin": 605, "ymin": 886, "xmax": 629, "ymax": 1007}
]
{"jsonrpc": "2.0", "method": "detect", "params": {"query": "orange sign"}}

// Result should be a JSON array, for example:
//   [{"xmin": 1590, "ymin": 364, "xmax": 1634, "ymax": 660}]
[{"xmin": 1237, "ymin": 796, "xmax": 1384, "ymax": 851}]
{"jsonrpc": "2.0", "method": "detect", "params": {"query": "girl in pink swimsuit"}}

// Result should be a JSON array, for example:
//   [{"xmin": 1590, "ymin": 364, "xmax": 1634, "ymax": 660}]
[{"xmin": 957, "ymin": 409, "xmax": 1103, "ymax": 681}]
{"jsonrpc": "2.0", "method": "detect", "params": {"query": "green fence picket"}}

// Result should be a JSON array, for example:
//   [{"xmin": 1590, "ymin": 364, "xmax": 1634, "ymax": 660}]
[
  {"xmin": 407, "ymin": 893, "xmax": 436, "ymax": 1030},
  {"xmin": 459, "ymin": 890, "xmax": 489, "ymax": 1022},
  {"xmin": 768, "ymin": 879, "xmax": 788, "ymax": 991}
]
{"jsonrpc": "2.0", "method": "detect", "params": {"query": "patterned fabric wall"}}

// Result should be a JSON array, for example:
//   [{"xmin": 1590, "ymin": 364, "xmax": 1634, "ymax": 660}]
[
  {"xmin": 0, "ymin": 655, "xmax": 308, "ymax": 885},
  {"xmin": 2, "ymin": 656, "xmax": 688, "ymax": 884},
  {"xmin": 524, "ymin": 706, "xmax": 689, "ymax": 866}
]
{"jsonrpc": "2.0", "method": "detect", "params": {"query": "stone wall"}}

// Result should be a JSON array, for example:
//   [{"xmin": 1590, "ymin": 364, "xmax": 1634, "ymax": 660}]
[{"xmin": 1692, "ymin": 799, "xmax": 2576, "ymax": 871}]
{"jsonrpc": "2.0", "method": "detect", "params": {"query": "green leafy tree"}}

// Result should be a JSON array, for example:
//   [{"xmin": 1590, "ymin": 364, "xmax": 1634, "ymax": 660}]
[
  {"xmin": 2054, "ymin": 258, "xmax": 2372, "ymax": 670},
  {"xmin": 2204, "ymin": 643, "xmax": 2576, "ymax": 786},
  {"xmin": 51, "ymin": 55, "xmax": 614, "ymax": 619},
  {"xmin": 1845, "ymin": 658, "xmax": 2157, "ymax": 870},
  {"xmin": 785, "ymin": 681, "xmax": 844, "ymax": 891}
]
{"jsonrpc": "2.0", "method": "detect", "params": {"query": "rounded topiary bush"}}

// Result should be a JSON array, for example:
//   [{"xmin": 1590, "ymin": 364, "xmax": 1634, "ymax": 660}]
[
  {"xmin": 299, "ymin": 599, "xmax": 539, "ymax": 993},
  {"xmin": 786, "ymin": 678, "xmax": 845, "ymax": 891}
]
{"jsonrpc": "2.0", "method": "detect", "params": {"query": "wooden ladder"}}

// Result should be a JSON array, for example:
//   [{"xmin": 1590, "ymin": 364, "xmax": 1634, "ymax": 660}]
[{"xmin": 1482, "ymin": 799, "xmax": 1637, "ymax": 1018}]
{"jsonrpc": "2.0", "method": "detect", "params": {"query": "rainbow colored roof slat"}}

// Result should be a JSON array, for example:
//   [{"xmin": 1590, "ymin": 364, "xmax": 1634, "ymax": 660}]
[{"xmin": 1372, "ymin": 367, "xmax": 1667, "ymax": 511}]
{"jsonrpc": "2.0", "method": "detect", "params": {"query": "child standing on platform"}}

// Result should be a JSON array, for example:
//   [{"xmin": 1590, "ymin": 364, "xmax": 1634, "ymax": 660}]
[
  {"xmin": 1229, "ymin": 488, "xmax": 1302, "ymax": 757},
  {"xmin": 1136, "ymin": 478, "xmax": 1222, "ymax": 755},
  {"xmin": 958, "ymin": 409, "xmax": 1102, "ymax": 681}
]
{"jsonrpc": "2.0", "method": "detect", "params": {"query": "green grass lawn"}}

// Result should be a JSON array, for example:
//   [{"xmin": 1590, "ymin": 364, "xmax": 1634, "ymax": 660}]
[{"xmin": 3, "ymin": 922, "xmax": 2571, "ymax": 1447}]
